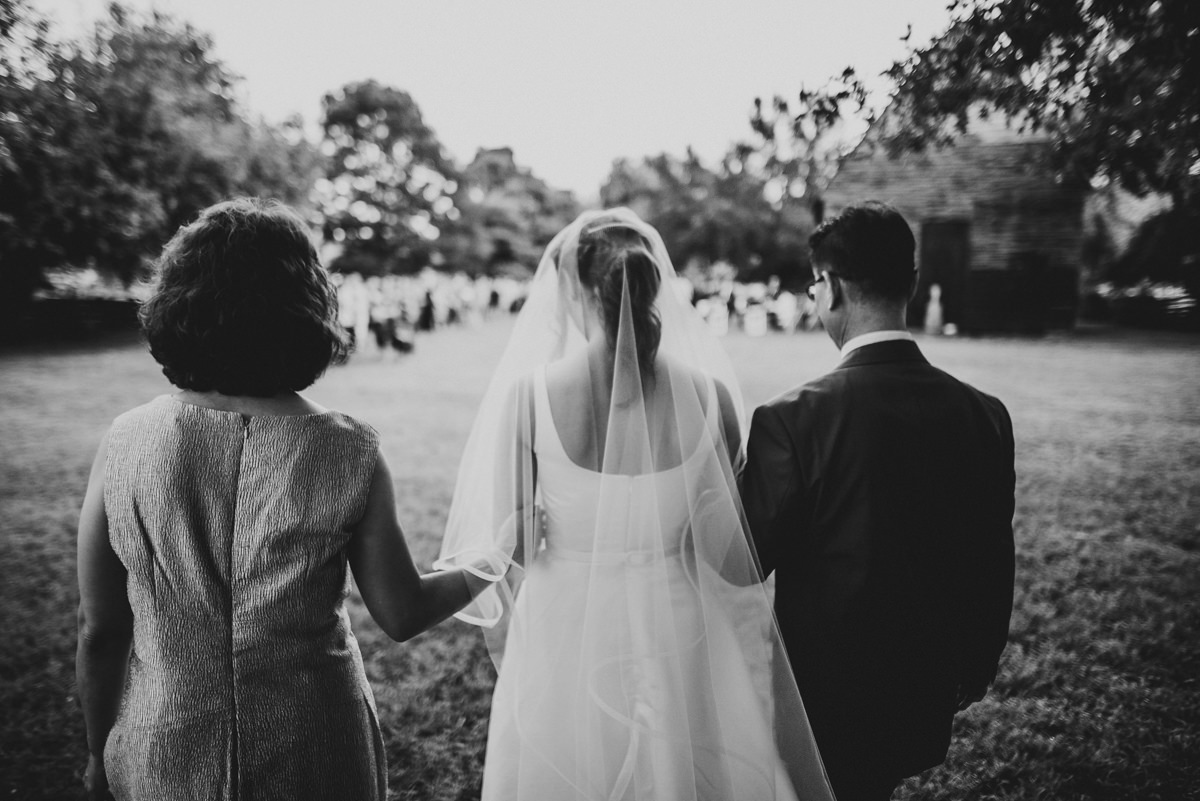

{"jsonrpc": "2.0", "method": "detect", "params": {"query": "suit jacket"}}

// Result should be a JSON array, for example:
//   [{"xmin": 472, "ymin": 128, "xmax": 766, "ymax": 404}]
[{"xmin": 741, "ymin": 339, "xmax": 1015, "ymax": 778}]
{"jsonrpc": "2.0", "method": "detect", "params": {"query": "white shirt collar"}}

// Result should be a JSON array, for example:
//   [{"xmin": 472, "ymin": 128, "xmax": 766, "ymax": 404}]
[{"xmin": 839, "ymin": 330, "xmax": 914, "ymax": 359}]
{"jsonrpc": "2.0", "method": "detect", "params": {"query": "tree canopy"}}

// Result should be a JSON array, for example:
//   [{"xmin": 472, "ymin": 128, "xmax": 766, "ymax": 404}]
[
  {"xmin": 316, "ymin": 80, "xmax": 460, "ymax": 275},
  {"xmin": 0, "ymin": 1, "xmax": 318, "ymax": 310},
  {"xmin": 740, "ymin": 70, "xmax": 872, "ymax": 215},
  {"xmin": 0, "ymin": 0, "xmax": 582, "ymax": 314},
  {"xmin": 316, "ymin": 85, "xmax": 582, "ymax": 277},
  {"xmin": 883, "ymin": 0, "xmax": 1199, "ymax": 207},
  {"xmin": 615, "ymin": 76, "xmax": 875, "ymax": 286},
  {"xmin": 600, "ymin": 149, "xmax": 812, "ymax": 286},
  {"xmin": 446, "ymin": 147, "xmax": 580, "ymax": 276}
]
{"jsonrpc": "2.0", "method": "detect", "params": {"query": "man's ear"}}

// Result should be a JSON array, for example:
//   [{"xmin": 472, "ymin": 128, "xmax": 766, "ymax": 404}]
[
  {"xmin": 827, "ymin": 273, "xmax": 843, "ymax": 311},
  {"xmin": 908, "ymin": 270, "xmax": 920, "ymax": 302}
]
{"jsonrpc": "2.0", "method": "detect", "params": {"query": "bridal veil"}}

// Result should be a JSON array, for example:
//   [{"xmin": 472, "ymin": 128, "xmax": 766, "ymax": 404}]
[{"xmin": 435, "ymin": 207, "xmax": 834, "ymax": 800}]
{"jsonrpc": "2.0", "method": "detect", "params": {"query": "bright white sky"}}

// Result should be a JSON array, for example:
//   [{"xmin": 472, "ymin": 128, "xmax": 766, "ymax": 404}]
[{"xmin": 37, "ymin": 0, "xmax": 953, "ymax": 201}]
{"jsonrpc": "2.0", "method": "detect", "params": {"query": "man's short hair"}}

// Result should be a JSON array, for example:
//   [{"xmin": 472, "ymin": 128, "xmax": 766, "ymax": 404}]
[
  {"xmin": 140, "ymin": 198, "xmax": 348, "ymax": 397},
  {"xmin": 809, "ymin": 201, "xmax": 916, "ymax": 301}
]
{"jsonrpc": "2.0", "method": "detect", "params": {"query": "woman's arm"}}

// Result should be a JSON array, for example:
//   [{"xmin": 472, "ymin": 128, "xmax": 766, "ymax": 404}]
[
  {"xmin": 75, "ymin": 430, "xmax": 132, "ymax": 798},
  {"xmin": 348, "ymin": 451, "xmax": 491, "ymax": 642}
]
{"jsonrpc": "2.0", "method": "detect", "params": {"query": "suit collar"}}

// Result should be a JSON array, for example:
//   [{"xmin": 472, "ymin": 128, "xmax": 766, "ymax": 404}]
[
  {"xmin": 839, "ymin": 330, "xmax": 914, "ymax": 359},
  {"xmin": 836, "ymin": 338, "xmax": 929, "ymax": 369}
]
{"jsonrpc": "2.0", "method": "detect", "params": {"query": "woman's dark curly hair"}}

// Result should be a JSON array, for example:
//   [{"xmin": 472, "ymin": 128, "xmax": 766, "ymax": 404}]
[{"xmin": 139, "ymin": 198, "xmax": 348, "ymax": 397}]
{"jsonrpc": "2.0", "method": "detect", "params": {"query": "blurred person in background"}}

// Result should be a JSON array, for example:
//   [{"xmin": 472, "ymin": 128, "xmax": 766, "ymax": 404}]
[
  {"xmin": 75, "ymin": 198, "xmax": 489, "ymax": 801},
  {"xmin": 335, "ymin": 271, "xmax": 368, "ymax": 351}
]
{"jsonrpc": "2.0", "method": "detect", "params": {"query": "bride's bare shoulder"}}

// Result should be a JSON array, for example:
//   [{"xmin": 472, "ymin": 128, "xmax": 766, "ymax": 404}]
[
  {"xmin": 543, "ymin": 353, "xmax": 592, "ymax": 402},
  {"xmin": 658, "ymin": 355, "xmax": 717, "ymax": 399},
  {"xmin": 658, "ymin": 356, "xmax": 739, "ymax": 440}
]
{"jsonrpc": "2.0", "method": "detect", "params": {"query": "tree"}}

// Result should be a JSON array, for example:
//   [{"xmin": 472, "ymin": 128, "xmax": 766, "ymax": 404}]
[
  {"xmin": 603, "ymin": 151, "xmax": 741, "ymax": 272},
  {"xmin": 717, "ymin": 71, "xmax": 877, "ymax": 286},
  {"xmin": 316, "ymin": 80, "xmax": 459, "ymax": 275},
  {"xmin": 0, "ymin": 0, "xmax": 63, "ymax": 318},
  {"xmin": 0, "ymin": 1, "xmax": 320, "ymax": 326},
  {"xmin": 739, "ymin": 69, "xmax": 873, "ymax": 217},
  {"xmin": 2, "ymin": 2, "xmax": 244, "ymax": 283},
  {"xmin": 600, "ymin": 149, "xmax": 808, "ymax": 285},
  {"xmin": 883, "ymin": 0, "xmax": 1199, "ymax": 208},
  {"xmin": 445, "ymin": 147, "xmax": 580, "ymax": 276}
]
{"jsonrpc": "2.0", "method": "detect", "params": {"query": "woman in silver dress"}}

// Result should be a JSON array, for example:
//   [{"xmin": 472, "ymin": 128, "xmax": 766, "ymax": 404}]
[{"xmin": 75, "ymin": 198, "xmax": 487, "ymax": 800}]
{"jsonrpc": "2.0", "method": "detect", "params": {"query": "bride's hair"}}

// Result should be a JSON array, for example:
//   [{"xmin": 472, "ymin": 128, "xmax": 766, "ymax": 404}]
[{"xmin": 575, "ymin": 220, "xmax": 662, "ymax": 371}]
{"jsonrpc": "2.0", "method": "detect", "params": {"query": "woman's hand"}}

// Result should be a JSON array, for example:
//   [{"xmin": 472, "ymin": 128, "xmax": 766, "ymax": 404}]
[
  {"xmin": 83, "ymin": 754, "xmax": 113, "ymax": 800},
  {"xmin": 349, "ymin": 451, "xmax": 497, "ymax": 642}
]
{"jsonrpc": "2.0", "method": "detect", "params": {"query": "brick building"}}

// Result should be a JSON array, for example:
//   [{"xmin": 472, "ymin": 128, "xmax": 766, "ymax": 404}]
[{"xmin": 823, "ymin": 112, "xmax": 1087, "ymax": 333}]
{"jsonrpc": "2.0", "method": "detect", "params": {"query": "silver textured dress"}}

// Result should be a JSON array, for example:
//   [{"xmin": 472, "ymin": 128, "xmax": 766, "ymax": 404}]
[{"xmin": 102, "ymin": 395, "xmax": 386, "ymax": 801}]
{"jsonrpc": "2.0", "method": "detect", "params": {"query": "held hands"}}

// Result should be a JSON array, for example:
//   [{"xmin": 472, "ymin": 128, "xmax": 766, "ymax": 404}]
[
  {"xmin": 533, "ymin": 505, "xmax": 548, "ymax": 550},
  {"xmin": 83, "ymin": 754, "xmax": 114, "ymax": 800},
  {"xmin": 508, "ymin": 505, "xmax": 547, "ymax": 566}
]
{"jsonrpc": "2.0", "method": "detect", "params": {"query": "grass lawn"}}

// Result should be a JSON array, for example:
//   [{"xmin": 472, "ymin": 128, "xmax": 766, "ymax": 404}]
[{"xmin": 2, "ymin": 319, "xmax": 1198, "ymax": 800}]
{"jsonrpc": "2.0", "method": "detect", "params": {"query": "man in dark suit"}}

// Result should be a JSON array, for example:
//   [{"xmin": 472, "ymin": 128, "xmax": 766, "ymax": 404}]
[{"xmin": 741, "ymin": 202, "xmax": 1015, "ymax": 801}]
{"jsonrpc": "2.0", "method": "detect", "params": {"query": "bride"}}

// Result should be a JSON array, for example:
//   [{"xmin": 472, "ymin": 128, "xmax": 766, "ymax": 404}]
[{"xmin": 436, "ymin": 208, "xmax": 835, "ymax": 800}]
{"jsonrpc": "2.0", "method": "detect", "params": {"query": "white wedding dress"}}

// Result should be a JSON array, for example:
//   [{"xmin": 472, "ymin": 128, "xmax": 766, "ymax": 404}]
[
  {"xmin": 436, "ymin": 207, "xmax": 834, "ymax": 801},
  {"xmin": 480, "ymin": 368, "xmax": 797, "ymax": 801}
]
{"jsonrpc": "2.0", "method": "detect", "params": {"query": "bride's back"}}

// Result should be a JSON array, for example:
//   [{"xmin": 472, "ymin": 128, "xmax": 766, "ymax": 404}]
[
  {"xmin": 534, "ymin": 353, "xmax": 720, "ymax": 557},
  {"xmin": 543, "ymin": 350, "xmax": 717, "ymax": 476}
]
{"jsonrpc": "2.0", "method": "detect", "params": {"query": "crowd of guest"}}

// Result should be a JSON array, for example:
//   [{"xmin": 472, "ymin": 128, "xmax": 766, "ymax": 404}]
[
  {"xmin": 331, "ymin": 270, "xmax": 530, "ymax": 357},
  {"xmin": 687, "ymin": 274, "xmax": 823, "ymax": 336},
  {"xmin": 331, "ymin": 269, "xmax": 824, "ymax": 359}
]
